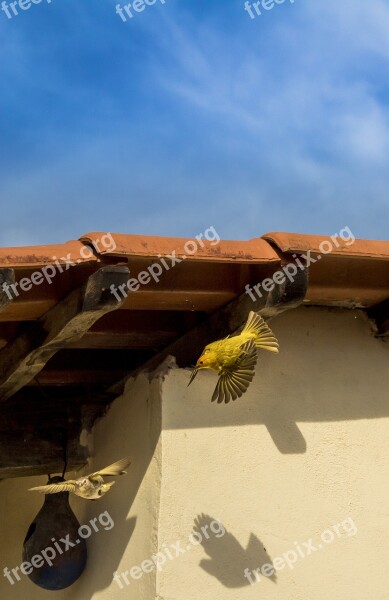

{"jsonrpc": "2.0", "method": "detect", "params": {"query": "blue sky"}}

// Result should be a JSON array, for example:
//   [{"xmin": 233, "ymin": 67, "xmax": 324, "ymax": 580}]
[{"xmin": 0, "ymin": 0, "xmax": 388, "ymax": 246}]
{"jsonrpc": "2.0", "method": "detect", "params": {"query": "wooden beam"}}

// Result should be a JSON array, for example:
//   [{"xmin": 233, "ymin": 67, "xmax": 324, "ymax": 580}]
[
  {"xmin": 0, "ymin": 263, "xmax": 276, "ymax": 321},
  {"xmin": 27, "ymin": 348, "xmax": 153, "ymax": 386},
  {"xmin": 0, "ymin": 433, "xmax": 87, "ymax": 479},
  {"xmin": 0, "ymin": 266, "xmax": 130, "ymax": 401},
  {"xmin": 0, "ymin": 391, "xmax": 106, "ymax": 430},
  {"xmin": 67, "ymin": 310, "xmax": 203, "ymax": 350},
  {"xmin": 368, "ymin": 297, "xmax": 389, "ymax": 337},
  {"xmin": 29, "ymin": 368, "xmax": 133, "ymax": 386},
  {"xmin": 107, "ymin": 265, "xmax": 309, "ymax": 397},
  {"xmin": 0, "ymin": 268, "xmax": 15, "ymax": 312},
  {"xmin": 0, "ymin": 393, "xmax": 102, "ymax": 479},
  {"xmin": 67, "ymin": 330, "xmax": 178, "ymax": 350}
]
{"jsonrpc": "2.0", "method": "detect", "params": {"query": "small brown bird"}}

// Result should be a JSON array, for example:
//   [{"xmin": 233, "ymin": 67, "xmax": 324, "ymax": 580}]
[
  {"xmin": 29, "ymin": 457, "xmax": 131, "ymax": 500},
  {"xmin": 188, "ymin": 311, "xmax": 278, "ymax": 403}
]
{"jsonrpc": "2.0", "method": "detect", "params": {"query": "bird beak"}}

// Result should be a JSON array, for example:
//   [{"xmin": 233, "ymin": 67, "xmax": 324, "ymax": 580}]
[
  {"xmin": 188, "ymin": 354, "xmax": 208, "ymax": 386},
  {"xmin": 188, "ymin": 367, "xmax": 199, "ymax": 386}
]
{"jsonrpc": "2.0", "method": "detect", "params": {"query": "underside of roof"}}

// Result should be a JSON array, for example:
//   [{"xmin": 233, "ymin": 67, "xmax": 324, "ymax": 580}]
[{"xmin": 0, "ymin": 231, "xmax": 388, "ymax": 479}]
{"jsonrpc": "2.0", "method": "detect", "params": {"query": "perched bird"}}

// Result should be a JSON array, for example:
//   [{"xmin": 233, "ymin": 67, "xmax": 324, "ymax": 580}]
[
  {"xmin": 29, "ymin": 457, "xmax": 132, "ymax": 500},
  {"xmin": 188, "ymin": 311, "xmax": 278, "ymax": 403}
]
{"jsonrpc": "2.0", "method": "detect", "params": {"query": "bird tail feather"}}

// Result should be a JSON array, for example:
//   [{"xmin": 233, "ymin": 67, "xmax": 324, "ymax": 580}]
[{"xmin": 242, "ymin": 311, "xmax": 279, "ymax": 353}]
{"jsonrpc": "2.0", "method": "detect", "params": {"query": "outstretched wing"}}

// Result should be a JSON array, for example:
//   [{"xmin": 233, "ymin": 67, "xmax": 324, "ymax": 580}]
[
  {"xmin": 92, "ymin": 457, "xmax": 132, "ymax": 478},
  {"xmin": 29, "ymin": 481, "xmax": 77, "ymax": 494},
  {"xmin": 211, "ymin": 339, "xmax": 257, "ymax": 404}
]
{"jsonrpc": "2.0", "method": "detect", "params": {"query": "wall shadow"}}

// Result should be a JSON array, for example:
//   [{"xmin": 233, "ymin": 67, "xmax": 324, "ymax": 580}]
[
  {"xmin": 64, "ymin": 377, "xmax": 162, "ymax": 599},
  {"xmin": 194, "ymin": 513, "xmax": 276, "ymax": 588},
  {"xmin": 167, "ymin": 309, "xmax": 389, "ymax": 454}
]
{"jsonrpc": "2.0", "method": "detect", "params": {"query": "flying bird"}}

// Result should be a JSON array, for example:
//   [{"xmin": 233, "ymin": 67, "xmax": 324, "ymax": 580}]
[
  {"xmin": 29, "ymin": 457, "xmax": 132, "ymax": 500},
  {"xmin": 188, "ymin": 311, "xmax": 278, "ymax": 403}
]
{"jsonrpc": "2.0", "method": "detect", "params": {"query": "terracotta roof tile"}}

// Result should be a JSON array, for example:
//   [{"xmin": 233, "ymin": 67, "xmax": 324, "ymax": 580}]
[
  {"xmin": 0, "ymin": 232, "xmax": 387, "ymax": 315},
  {"xmin": 262, "ymin": 232, "xmax": 389, "ymax": 260},
  {"xmin": 261, "ymin": 232, "xmax": 389, "ymax": 308},
  {"xmin": 0, "ymin": 240, "xmax": 98, "ymax": 268},
  {"xmin": 79, "ymin": 232, "xmax": 280, "ymax": 264}
]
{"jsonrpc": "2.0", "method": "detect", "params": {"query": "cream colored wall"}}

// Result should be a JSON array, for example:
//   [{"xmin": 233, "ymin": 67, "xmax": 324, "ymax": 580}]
[
  {"xmin": 0, "ymin": 374, "xmax": 162, "ymax": 600},
  {"xmin": 0, "ymin": 470, "xmax": 88, "ymax": 600},
  {"xmin": 1, "ymin": 306, "xmax": 388, "ymax": 600},
  {"xmin": 156, "ymin": 307, "xmax": 389, "ymax": 600}
]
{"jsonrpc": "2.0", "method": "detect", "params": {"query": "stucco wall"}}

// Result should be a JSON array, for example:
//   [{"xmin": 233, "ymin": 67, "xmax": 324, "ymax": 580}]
[
  {"xmin": 0, "ymin": 374, "xmax": 162, "ymax": 600},
  {"xmin": 1, "ymin": 306, "xmax": 388, "ymax": 600},
  {"xmin": 156, "ymin": 307, "xmax": 389, "ymax": 600}
]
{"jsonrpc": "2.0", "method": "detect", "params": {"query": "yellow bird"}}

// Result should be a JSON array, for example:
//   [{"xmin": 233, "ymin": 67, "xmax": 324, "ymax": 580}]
[
  {"xmin": 29, "ymin": 457, "xmax": 132, "ymax": 500},
  {"xmin": 188, "ymin": 311, "xmax": 278, "ymax": 403}
]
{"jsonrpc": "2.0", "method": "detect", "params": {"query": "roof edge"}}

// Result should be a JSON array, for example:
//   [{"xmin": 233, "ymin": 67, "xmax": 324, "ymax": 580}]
[
  {"xmin": 262, "ymin": 232, "xmax": 389, "ymax": 260},
  {"xmin": 79, "ymin": 232, "xmax": 280, "ymax": 264}
]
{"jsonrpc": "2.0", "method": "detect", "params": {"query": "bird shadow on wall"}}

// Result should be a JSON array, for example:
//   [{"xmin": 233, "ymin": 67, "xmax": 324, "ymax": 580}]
[{"xmin": 193, "ymin": 513, "xmax": 276, "ymax": 588}]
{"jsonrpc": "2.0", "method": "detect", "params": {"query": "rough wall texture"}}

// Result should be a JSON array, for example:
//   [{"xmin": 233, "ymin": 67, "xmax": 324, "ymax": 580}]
[
  {"xmin": 1, "ymin": 306, "xmax": 388, "ymax": 600},
  {"xmin": 156, "ymin": 307, "xmax": 389, "ymax": 600},
  {"xmin": 0, "ymin": 374, "xmax": 162, "ymax": 600}
]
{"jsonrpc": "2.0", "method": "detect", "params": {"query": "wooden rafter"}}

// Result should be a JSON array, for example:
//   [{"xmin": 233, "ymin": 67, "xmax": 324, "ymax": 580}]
[
  {"xmin": 0, "ymin": 433, "xmax": 88, "ymax": 479},
  {"xmin": 0, "ymin": 266, "xmax": 130, "ymax": 402},
  {"xmin": 0, "ymin": 391, "xmax": 102, "ymax": 478},
  {"xmin": 0, "ymin": 268, "xmax": 15, "ymax": 312}
]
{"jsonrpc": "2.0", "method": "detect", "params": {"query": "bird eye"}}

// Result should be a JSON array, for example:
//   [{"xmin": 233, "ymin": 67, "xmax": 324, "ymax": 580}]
[{"xmin": 199, "ymin": 360, "xmax": 203, "ymax": 365}]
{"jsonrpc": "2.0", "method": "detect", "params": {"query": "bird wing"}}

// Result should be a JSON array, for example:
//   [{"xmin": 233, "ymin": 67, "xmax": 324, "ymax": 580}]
[
  {"xmin": 29, "ymin": 481, "xmax": 77, "ymax": 494},
  {"xmin": 211, "ymin": 339, "xmax": 258, "ymax": 404},
  {"xmin": 91, "ymin": 457, "xmax": 132, "ymax": 477}
]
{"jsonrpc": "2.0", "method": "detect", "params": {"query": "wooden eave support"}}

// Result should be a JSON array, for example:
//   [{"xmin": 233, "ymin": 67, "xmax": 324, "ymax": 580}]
[{"xmin": 0, "ymin": 266, "xmax": 130, "ymax": 402}]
